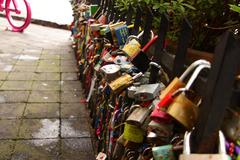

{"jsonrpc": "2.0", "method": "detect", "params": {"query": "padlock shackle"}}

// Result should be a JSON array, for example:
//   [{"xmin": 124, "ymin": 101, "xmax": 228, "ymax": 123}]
[
  {"xmin": 179, "ymin": 60, "xmax": 210, "ymax": 82},
  {"xmin": 185, "ymin": 63, "xmax": 211, "ymax": 91},
  {"xmin": 183, "ymin": 131, "xmax": 227, "ymax": 154},
  {"xmin": 125, "ymin": 30, "xmax": 154, "ymax": 44}
]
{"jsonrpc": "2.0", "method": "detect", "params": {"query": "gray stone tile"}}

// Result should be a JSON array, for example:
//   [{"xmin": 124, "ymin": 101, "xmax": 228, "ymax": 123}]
[
  {"xmin": 61, "ymin": 81, "xmax": 82, "ymax": 91},
  {"xmin": 60, "ymin": 138, "xmax": 95, "ymax": 160},
  {"xmin": 0, "ymin": 140, "xmax": 14, "ymax": 160},
  {"xmin": 13, "ymin": 65, "xmax": 37, "ymax": 72},
  {"xmin": 0, "ymin": 91, "xmax": 30, "ymax": 103},
  {"xmin": 32, "ymin": 72, "xmax": 60, "ymax": 81},
  {"xmin": 16, "ymin": 60, "xmax": 38, "ymax": 66},
  {"xmin": 38, "ymin": 59, "xmax": 60, "ymax": 66},
  {"xmin": 36, "ymin": 66, "xmax": 60, "ymax": 73},
  {"xmin": 61, "ymin": 118, "xmax": 91, "ymax": 138},
  {"xmin": 0, "ymin": 119, "xmax": 21, "ymax": 139},
  {"xmin": 12, "ymin": 139, "xmax": 59, "ymax": 160},
  {"xmin": 18, "ymin": 119, "xmax": 59, "ymax": 139},
  {"xmin": 61, "ymin": 103, "xmax": 88, "ymax": 118},
  {"xmin": 60, "ymin": 65, "xmax": 78, "ymax": 72},
  {"xmin": 7, "ymin": 72, "xmax": 35, "ymax": 81},
  {"xmin": 61, "ymin": 73, "xmax": 78, "ymax": 81},
  {"xmin": 61, "ymin": 60, "xmax": 77, "ymax": 66},
  {"xmin": 0, "ymin": 103, "xmax": 26, "ymax": 119},
  {"xmin": 28, "ymin": 91, "xmax": 60, "ymax": 103},
  {"xmin": 32, "ymin": 81, "xmax": 60, "ymax": 91},
  {"xmin": 0, "ymin": 81, "xmax": 33, "ymax": 90},
  {"xmin": 61, "ymin": 91, "xmax": 84, "ymax": 103},
  {"xmin": 61, "ymin": 54, "xmax": 75, "ymax": 60},
  {"xmin": 24, "ymin": 103, "xmax": 59, "ymax": 118},
  {"xmin": 0, "ymin": 72, "xmax": 9, "ymax": 80},
  {"xmin": 40, "ymin": 54, "xmax": 60, "ymax": 60}
]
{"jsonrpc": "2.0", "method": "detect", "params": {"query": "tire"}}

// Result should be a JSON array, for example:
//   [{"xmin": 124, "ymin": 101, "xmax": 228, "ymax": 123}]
[{"xmin": 5, "ymin": 0, "xmax": 31, "ymax": 32}]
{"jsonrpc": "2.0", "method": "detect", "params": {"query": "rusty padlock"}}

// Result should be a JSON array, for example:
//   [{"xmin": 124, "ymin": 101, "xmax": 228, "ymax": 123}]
[
  {"xmin": 180, "ymin": 131, "xmax": 231, "ymax": 160},
  {"xmin": 167, "ymin": 63, "xmax": 211, "ymax": 129}
]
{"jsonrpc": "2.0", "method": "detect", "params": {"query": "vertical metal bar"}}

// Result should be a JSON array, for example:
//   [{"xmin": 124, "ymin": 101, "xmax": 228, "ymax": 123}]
[
  {"xmin": 172, "ymin": 17, "xmax": 192, "ymax": 79},
  {"xmin": 126, "ymin": 6, "xmax": 133, "ymax": 25},
  {"xmin": 141, "ymin": 8, "xmax": 153, "ymax": 46},
  {"xmin": 191, "ymin": 31, "xmax": 240, "ymax": 153},
  {"xmin": 132, "ymin": 6, "xmax": 142, "ymax": 35},
  {"xmin": 149, "ymin": 14, "xmax": 169, "ymax": 83}
]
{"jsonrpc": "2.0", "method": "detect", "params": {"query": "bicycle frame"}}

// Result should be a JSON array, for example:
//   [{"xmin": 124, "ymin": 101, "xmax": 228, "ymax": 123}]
[{"xmin": 0, "ymin": 0, "xmax": 21, "ymax": 14}]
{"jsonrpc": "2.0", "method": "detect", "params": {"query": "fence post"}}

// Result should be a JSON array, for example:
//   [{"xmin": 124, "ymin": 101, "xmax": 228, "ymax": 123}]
[
  {"xmin": 172, "ymin": 17, "xmax": 192, "ymax": 79},
  {"xmin": 132, "ymin": 6, "xmax": 142, "ymax": 35},
  {"xmin": 141, "ymin": 7, "xmax": 153, "ymax": 46},
  {"xmin": 149, "ymin": 14, "xmax": 169, "ymax": 83},
  {"xmin": 191, "ymin": 31, "xmax": 240, "ymax": 153}
]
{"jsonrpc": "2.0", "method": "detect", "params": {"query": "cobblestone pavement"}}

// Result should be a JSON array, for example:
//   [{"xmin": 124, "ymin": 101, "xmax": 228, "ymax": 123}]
[{"xmin": 0, "ymin": 18, "xmax": 95, "ymax": 160}]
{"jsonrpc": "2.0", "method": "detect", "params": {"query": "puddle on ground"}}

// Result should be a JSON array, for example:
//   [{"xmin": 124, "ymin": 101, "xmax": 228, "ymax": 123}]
[
  {"xmin": 3, "ymin": 65, "xmax": 13, "ymax": 72},
  {"xmin": 14, "ymin": 55, "xmax": 39, "ymax": 61},
  {"xmin": 32, "ymin": 119, "xmax": 59, "ymax": 144}
]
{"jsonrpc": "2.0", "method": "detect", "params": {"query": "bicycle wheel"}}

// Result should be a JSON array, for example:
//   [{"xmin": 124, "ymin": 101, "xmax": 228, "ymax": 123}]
[{"xmin": 5, "ymin": 0, "xmax": 31, "ymax": 32}]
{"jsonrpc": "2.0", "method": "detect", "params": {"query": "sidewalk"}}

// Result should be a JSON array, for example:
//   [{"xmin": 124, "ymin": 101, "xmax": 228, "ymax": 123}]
[{"xmin": 0, "ymin": 17, "xmax": 95, "ymax": 160}]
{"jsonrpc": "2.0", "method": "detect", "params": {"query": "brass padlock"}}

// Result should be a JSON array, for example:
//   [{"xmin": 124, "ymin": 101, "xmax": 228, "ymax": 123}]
[
  {"xmin": 180, "ymin": 131, "xmax": 231, "ymax": 160},
  {"xmin": 167, "ymin": 63, "xmax": 211, "ymax": 129},
  {"xmin": 109, "ymin": 72, "xmax": 143, "ymax": 94},
  {"xmin": 126, "ymin": 104, "xmax": 154, "ymax": 127},
  {"xmin": 160, "ymin": 59, "xmax": 210, "ymax": 100}
]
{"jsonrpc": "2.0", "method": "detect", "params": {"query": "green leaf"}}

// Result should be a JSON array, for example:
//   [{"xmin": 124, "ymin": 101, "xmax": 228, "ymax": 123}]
[
  {"xmin": 229, "ymin": 4, "xmax": 240, "ymax": 13},
  {"xmin": 182, "ymin": 3, "xmax": 196, "ymax": 10},
  {"xmin": 153, "ymin": 3, "xmax": 160, "ymax": 9}
]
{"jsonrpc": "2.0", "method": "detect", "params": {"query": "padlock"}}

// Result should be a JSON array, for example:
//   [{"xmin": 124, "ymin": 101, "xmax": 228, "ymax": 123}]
[
  {"xmin": 167, "ymin": 63, "xmax": 211, "ymax": 129},
  {"xmin": 160, "ymin": 59, "xmax": 210, "ymax": 99},
  {"xmin": 179, "ymin": 131, "xmax": 231, "ymax": 160},
  {"xmin": 113, "ymin": 24, "xmax": 129, "ymax": 46},
  {"xmin": 100, "ymin": 64, "xmax": 121, "ymax": 82},
  {"xmin": 222, "ymin": 107, "xmax": 240, "ymax": 141},
  {"xmin": 123, "ymin": 122, "xmax": 144, "ymax": 143},
  {"xmin": 148, "ymin": 120, "xmax": 173, "ymax": 141},
  {"xmin": 127, "ymin": 85, "xmax": 140, "ymax": 99},
  {"xmin": 150, "ymin": 60, "xmax": 211, "ymax": 124},
  {"xmin": 126, "ymin": 104, "xmax": 154, "ymax": 127},
  {"xmin": 109, "ymin": 72, "xmax": 143, "ymax": 94},
  {"xmin": 112, "ymin": 135, "xmax": 127, "ymax": 160},
  {"xmin": 152, "ymin": 145, "xmax": 175, "ymax": 160},
  {"xmin": 134, "ymin": 83, "xmax": 162, "ymax": 102}
]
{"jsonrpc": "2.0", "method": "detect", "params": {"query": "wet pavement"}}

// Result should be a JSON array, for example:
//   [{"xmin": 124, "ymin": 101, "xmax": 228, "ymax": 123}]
[{"xmin": 0, "ymin": 17, "xmax": 95, "ymax": 160}]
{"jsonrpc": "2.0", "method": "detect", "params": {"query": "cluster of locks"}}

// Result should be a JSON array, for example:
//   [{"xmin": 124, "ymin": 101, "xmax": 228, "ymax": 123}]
[{"xmin": 69, "ymin": 0, "xmax": 240, "ymax": 159}]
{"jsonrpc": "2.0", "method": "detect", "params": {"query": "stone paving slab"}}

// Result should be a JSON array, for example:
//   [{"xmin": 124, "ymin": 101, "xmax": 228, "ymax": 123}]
[
  {"xmin": 60, "ymin": 138, "xmax": 95, "ymax": 160},
  {"xmin": 0, "ymin": 91, "xmax": 30, "ymax": 103},
  {"xmin": 12, "ymin": 139, "xmax": 59, "ymax": 160},
  {"xmin": 0, "ymin": 103, "xmax": 26, "ymax": 119},
  {"xmin": 19, "ymin": 119, "xmax": 60, "ymax": 139},
  {"xmin": 0, "ymin": 81, "xmax": 33, "ymax": 91},
  {"xmin": 61, "ymin": 81, "xmax": 82, "ymax": 91},
  {"xmin": 32, "ymin": 73, "xmax": 60, "ymax": 81},
  {"xmin": 61, "ymin": 91, "xmax": 85, "ymax": 103},
  {"xmin": 28, "ymin": 91, "xmax": 60, "ymax": 103},
  {"xmin": 61, "ymin": 73, "xmax": 78, "ymax": 81},
  {"xmin": 32, "ymin": 81, "xmax": 60, "ymax": 91},
  {"xmin": 7, "ymin": 72, "xmax": 35, "ymax": 81},
  {"xmin": 61, "ymin": 103, "xmax": 88, "ymax": 118},
  {"xmin": 0, "ymin": 140, "xmax": 14, "ymax": 160},
  {"xmin": 24, "ymin": 103, "xmax": 59, "ymax": 119},
  {"xmin": 0, "ymin": 120, "xmax": 21, "ymax": 139},
  {"xmin": 61, "ymin": 118, "xmax": 91, "ymax": 138}
]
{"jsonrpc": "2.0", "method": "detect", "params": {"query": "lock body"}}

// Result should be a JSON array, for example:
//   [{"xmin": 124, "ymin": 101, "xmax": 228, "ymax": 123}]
[{"xmin": 134, "ymin": 83, "xmax": 162, "ymax": 101}]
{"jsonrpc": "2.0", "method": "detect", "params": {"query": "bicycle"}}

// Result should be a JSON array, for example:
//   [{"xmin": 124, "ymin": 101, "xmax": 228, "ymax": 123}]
[{"xmin": 0, "ymin": 0, "xmax": 31, "ymax": 32}]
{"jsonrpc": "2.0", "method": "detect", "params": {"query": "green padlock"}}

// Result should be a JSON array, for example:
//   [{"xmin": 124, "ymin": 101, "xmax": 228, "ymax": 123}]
[{"xmin": 152, "ymin": 145, "xmax": 175, "ymax": 160}]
